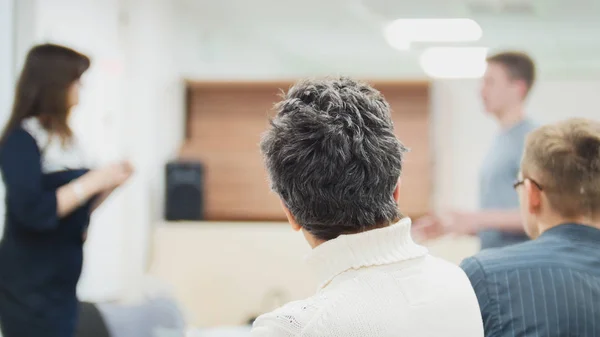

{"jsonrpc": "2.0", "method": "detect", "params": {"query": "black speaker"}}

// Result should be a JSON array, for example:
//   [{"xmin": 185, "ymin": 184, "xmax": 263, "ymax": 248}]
[{"xmin": 165, "ymin": 161, "xmax": 204, "ymax": 221}]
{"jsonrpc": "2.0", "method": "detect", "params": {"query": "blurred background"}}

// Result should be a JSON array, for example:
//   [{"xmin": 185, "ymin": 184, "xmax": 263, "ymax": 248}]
[{"xmin": 1, "ymin": 0, "xmax": 599, "ymax": 334}]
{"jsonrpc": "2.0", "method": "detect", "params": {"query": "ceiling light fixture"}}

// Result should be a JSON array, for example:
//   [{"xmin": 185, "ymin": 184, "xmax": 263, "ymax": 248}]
[{"xmin": 419, "ymin": 47, "xmax": 489, "ymax": 79}]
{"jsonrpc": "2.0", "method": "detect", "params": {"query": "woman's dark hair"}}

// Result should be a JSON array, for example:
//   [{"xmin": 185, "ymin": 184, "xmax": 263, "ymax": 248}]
[{"xmin": 0, "ymin": 43, "xmax": 90, "ymax": 145}]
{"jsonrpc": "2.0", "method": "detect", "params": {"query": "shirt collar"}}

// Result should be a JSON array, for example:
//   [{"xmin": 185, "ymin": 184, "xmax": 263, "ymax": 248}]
[
  {"xmin": 305, "ymin": 217, "xmax": 428, "ymax": 289},
  {"xmin": 539, "ymin": 223, "xmax": 600, "ymax": 243}
]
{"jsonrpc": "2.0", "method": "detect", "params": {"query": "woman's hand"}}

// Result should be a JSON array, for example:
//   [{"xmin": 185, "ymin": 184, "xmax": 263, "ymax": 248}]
[
  {"xmin": 115, "ymin": 160, "xmax": 134, "ymax": 187},
  {"xmin": 91, "ymin": 161, "xmax": 134, "ymax": 191},
  {"xmin": 57, "ymin": 161, "xmax": 134, "ymax": 217},
  {"xmin": 88, "ymin": 161, "xmax": 134, "ymax": 213}
]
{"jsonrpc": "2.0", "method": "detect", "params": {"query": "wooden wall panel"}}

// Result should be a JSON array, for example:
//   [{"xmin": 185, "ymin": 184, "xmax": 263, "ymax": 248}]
[
  {"xmin": 377, "ymin": 85, "xmax": 432, "ymax": 217},
  {"xmin": 181, "ymin": 81, "xmax": 431, "ymax": 221}
]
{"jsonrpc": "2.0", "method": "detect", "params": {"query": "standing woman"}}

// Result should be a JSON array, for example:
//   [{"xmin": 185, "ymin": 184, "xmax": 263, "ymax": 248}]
[{"xmin": 0, "ymin": 44, "xmax": 132, "ymax": 337}]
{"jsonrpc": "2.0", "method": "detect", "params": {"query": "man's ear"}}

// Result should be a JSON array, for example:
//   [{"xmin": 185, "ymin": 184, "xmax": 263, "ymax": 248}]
[
  {"xmin": 281, "ymin": 200, "xmax": 301, "ymax": 231},
  {"xmin": 393, "ymin": 178, "xmax": 401, "ymax": 203},
  {"xmin": 525, "ymin": 179, "xmax": 542, "ymax": 214},
  {"xmin": 515, "ymin": 79, "xmax": 529, "ymax": 100}
]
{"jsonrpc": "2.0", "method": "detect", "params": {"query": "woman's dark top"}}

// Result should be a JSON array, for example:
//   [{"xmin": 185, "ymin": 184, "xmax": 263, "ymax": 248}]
[{"xmin": 0, "ymin": 119, "xmax": 94, "ymax": 337}]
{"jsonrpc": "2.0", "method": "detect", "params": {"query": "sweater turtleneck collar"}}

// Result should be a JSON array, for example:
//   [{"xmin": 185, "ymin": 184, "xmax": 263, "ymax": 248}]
[{"xmin": 306, "ymin": 217, "xmax": 429, "ymax": 289}]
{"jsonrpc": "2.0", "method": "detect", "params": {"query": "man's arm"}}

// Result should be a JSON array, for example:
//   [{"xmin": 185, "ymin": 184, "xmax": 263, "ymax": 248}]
[
  {"xmin": 469, "ymin": 209, "xmax": 524, "ymax": 233},
  {"xmin": 412, "ymin": 209, "xmax": 524, "ymax": 240}
]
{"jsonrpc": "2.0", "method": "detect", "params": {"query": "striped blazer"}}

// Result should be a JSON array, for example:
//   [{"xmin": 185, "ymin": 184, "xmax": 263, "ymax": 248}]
[{"xmin": 461, "ymin": 224, "xmax": 600, "ymax": 337}]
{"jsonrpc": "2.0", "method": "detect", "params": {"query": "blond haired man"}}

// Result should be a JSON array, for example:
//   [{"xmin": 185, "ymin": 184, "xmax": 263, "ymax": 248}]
[{"xmin": 461, "ymin": 118, "xmax": 600, "ymax": 337}]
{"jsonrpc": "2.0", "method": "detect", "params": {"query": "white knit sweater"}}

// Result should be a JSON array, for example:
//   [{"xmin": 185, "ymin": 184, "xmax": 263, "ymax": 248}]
[{"xmin": 251, "ymin": 218, "xmax": 484, "ymax": 337}]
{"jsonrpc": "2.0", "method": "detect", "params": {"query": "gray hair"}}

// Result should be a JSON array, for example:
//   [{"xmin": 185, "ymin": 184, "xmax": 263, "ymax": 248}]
[{"xmin": 261, "ymin": 77, "xmax": 407, "ymax": 241}]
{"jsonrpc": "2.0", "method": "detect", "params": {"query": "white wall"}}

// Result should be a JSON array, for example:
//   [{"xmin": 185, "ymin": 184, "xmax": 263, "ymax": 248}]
[
  {"xmin": 0, "ymin": 0, "xmax": 13, "ymax": 119},
  {"xmin": 117, "ymin": 0, "xmax": 185, "ymax": 294},
  {"xmin": 0, "ymin": 0, "xmax": 14, "ymax": 238},
  {"xmin": 12, "ymin": 0, "xmax": 35, "ymax": 71}
]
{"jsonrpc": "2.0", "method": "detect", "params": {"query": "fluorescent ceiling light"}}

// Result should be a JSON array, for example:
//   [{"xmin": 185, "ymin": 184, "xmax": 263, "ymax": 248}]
[
  {"xmin": 384, "ymin": 18, "xmax": 483, "ymax": 50},
  {"xmin": 419, "ymin": 47, "xmax": 489, "ymax": 79}
]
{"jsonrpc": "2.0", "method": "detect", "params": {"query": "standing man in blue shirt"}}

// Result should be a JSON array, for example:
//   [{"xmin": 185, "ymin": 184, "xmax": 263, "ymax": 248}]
[
  {"xmin": 461, "ymin": 118, "xmax": 600, "ymax": 337},
  {"xmin": 415, "ymin": 51, "xmax": 538, "ymax": 249}
]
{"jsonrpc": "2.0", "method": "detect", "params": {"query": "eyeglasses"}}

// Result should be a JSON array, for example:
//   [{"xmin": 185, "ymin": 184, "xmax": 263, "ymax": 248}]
[{"xmin": 513, "ymin": 177, "xmax": 543, "ymax": 191}]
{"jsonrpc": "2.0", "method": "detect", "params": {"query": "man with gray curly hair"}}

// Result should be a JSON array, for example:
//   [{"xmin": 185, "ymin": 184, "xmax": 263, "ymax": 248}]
[{"xmin": 252, "ymin": 77, "xmax": 484, "ymax": 337}]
